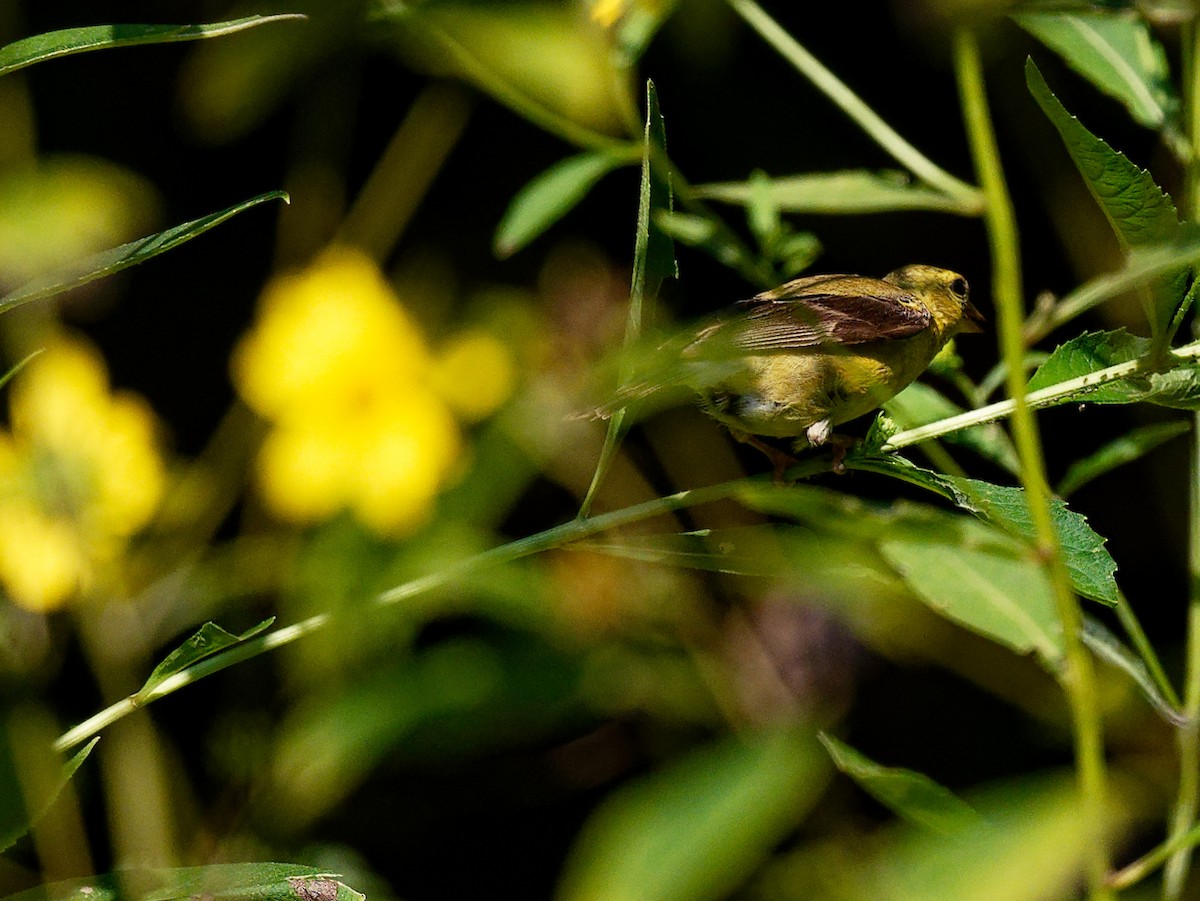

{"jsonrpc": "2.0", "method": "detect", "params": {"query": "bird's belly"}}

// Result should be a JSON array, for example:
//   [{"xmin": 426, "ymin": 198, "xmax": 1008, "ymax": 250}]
[{"xmin": 702, "ymin": 351, "xmax": 912, "ymax": 438}]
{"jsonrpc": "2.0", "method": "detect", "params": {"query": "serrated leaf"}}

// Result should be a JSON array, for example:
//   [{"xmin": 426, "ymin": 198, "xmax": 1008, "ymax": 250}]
[
  {"xmin": 557, "ymin": 727, "xmax": 829, "ymax": 901},
  {"xmin": 1015, "ymin": 10, "xmax": 1176, "ymax": 131},
  {"xmin": 694, "ymin": 170, "xmax": 980, "ymax": 215},
  {"xmin": 494, "ymin": 151, "xmax": 628, "ymax": 257},
  {"xmin": 1027, "ymin": 59, "xmax": 1184, "ymax": 339},
  {"xmin": 1057, "ymin": 419, "xmax": 1190, "ymax": 497},
  {"xmin": 885, "ymin": 381, "xmax": 1020, "ymax": 474},
  {"xmin": 1028, "ymin": 328, "xmax": 1200, "ymax": 409},
  {"xmin": 0, "ymin": 16, "xmax": 306, "ymax": 77},
  {"xmin": 0, "ymin": 864, "xmax": 364, "ymax": 901},
  {"xmin": 0, "ymin": 191, "xmax": 289, "ymax": 314},
  {"xmin": 842, "ymin": 455, "xmax": 1119, "ymax": 606},
  {"xmin": 818, "ymin": 733, "xmax": 980, "ymax": 835},
  {"xmin": 137, "ymin": 619, "xmax": 274, "ymax": 703}
]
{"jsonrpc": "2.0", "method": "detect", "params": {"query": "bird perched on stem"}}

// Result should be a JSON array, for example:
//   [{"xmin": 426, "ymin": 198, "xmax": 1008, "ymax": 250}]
[{"xmin": 595, "ymin": 264, "xmax": 985, "ymax": 478}]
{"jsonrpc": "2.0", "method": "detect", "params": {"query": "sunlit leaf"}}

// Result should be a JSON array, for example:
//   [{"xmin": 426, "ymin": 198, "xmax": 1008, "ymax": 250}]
[
  {"xmin": 1016, "ymin": 10, "xmax": 1176, "ymax": 132},
  {"xmin": 495, "ymin": 151, "xmax": 631, "ymax": 257},
  {"xmin": 0, "ymin": 191, "xmax": 289, "ymax": 314},
  {"xmin": 557, "ymin": 727, "xmax": 830, "ymax": 901},
  {"xmin": 0, "ymin": 864, "xmax": 364, "ymax": 901},
  {"xmin": 1028, "ymin": 329, "xmax": 1200, "ymax": 410},
  {"xmin": 1058, "ymin": 419, "xmax": 1190, "ymax": 497},
  {"xmin": 0, "ymin": 16, "xmax": 306, "ymax": 77},
  {"xmin": 694, "ymin": 170, "xmax": 979, "ymax": 215},
  {"xmin": 1027, "ymin": 60, "xmax": 1184, "ymax": 340},
  {"xmin": 818, "ymin": 733, "xmax": 980, "ymax": 835},
  {"xmin": 137, "ymin": 619, "xmax": 275, "ymax": 703}
]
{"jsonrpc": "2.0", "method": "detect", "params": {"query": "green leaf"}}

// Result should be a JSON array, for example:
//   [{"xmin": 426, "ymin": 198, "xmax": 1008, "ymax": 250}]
[
  {"xmin": 494, "ymin": 151, "xmax": 630, "ymax": 258},
  {"xmin": 137, "ymin": 619, "xmax": 275, "ymax": 703},
  {"xmin": 1081, "ymin": 616, "xmax": 1186, "ymax": 726},
  {"xmin": 745, "ymin": 168, "xmax": 780, "ymax": 245},
  {"xmin": 694, "ymin": 170, "xmax": 980, "ymax": 215},
  {"xmin": 1026, "ymin": 59, "xmax": 1184, "ymax": 340},
  {"xmin": 0, "ymin": 16, "xmax": 306, "ymax": 77},
  {"xmin": 878, "ymin": 517, "xmax": 1064, "ymax": 665},
  {"xmin": 0, "ymin": 191, "xmax": 289, "ymax": 314},
  {"xmin": 557, "ymin": 727, "xmax": 830, "ymax": 901},
  {"xmin": 1015, "ymin": 10, "xmax": 1176, "ymax": 132},
  {"xmin": 885, "ymin": 382, "xmax": 1020, "ymax": 474},
  {"xmin": 0, "ymin": 736, "xmax": 98, "ymax": 854},
  {"xmin": 1027, "ymin": 329, "xmax": 1200, "ymax": 409},
  {"xmin": 0, "ymin": 864, "xmax": 364, "ymax": 901},
  {"xmin": 1057, "ymin": 419, "xmax": 1190, "ymax": 497},
  {"xmin": 818, "ymin": 733, "xmax": 980, "ymax": 835},
  {"xmin": 846, "ymin": 455, "xmax": 1119, "ymax": 607}
]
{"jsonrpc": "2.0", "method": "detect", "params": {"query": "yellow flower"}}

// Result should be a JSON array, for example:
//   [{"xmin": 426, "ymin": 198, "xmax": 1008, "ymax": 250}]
[
  {"xmin": 233, "ymin": 246, "xmax": 508, "ymax": 537},
  {"xmin": 0, "ymin": 336, "xmax": 166, "ymax": 612},
  {"xmin": 430, "ymin": 331, "xmax": 516, "ymax": 423}
]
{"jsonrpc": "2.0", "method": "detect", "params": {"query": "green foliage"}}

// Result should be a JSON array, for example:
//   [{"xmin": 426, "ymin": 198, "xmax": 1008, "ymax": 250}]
[{"xmin": 1, "ymin": 865, "xmax": 364, "ymax": 901}]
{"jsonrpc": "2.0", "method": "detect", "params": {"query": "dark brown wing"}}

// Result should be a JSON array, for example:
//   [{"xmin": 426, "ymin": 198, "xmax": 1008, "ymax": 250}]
[{"xmin": 728, "ymin": 291, "xmax": 932, "ymax": 349}]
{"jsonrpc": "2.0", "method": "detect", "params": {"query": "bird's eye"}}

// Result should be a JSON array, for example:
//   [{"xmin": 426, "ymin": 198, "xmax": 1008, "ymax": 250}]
[{"xmin": 950, "ymin": 277, "xmax": 968, "ymax": 299}]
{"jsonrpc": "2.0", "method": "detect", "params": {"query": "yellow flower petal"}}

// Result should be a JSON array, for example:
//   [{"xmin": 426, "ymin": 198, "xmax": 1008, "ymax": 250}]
[
  {"xmin": 256, "ymin": 424, "xmax": 356, "ymax": 525},
  {"xmin": 0, "ymin": 499, "xmax": 84, "ymax": 612},
  {"xmin": 430, "ymin": 331, "xmax": 516, "ymax": 422}
]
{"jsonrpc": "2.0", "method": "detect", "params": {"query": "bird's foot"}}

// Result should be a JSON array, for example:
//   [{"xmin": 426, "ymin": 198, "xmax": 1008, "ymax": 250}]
[{"xmin": 732, "ymin": 430, "xmax": 800, "ymax": 483}]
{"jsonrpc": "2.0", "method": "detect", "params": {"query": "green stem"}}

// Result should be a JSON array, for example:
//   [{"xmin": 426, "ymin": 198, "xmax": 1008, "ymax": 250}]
[
  {"xmin": 1163, "ymin": 20, "xmax": 1200, "ymax": 901},
  {"xmin": 1115, "ymin": 591, "xmax": 1182, "ymax": 714},
  {"xmin": 724, "ymin": 0, "xmax": 982, "ymax": 211},
  {"xmin": 55, "ymin": 461, "xmax": 831, "ymax": 753},
  {"xmin": 955, "ymin": 28, "xmax": 1111, "ymax": 899},
  {"xmin": 1112, "ymin": 814, "xmax": 1200, "ymax": 890}
]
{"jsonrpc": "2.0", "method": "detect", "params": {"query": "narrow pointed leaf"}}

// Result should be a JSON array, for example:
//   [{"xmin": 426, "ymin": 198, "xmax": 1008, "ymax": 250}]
[
  {"xmin": 818, "ymin": 733, "xmax": 980, "ymax": 835},
  {"xmin": 0, "ymin": 737, "xmax": 99, "ymax": 853},
  {"xmin": 494, "ymin": 150, "xmax": 630, "ymax": 257},
  {"xmin": 0, "ymin": 191, "xmax": 288, "ymax": 313},
  {"xmin": 1016, "ymin": 10, "xmax": 1176, "ymax": 131},
  {"xmin": 694, "ymin": 170, "xmax": 980, "ymax": 215},
  {"xmin": 0, "ymin": 16, "xmax": 306, "ymax": 77},
  {"xmin": 137, "ymin": 618, "xmax": 275, "ymax": 702},
  {"xmin": 1081, "ymin": 616, "xmax": 1186, "ymax": 726},
  {"xmin": 1058, "ymin": 419, "xmax": 1189, "ymax": 497}
]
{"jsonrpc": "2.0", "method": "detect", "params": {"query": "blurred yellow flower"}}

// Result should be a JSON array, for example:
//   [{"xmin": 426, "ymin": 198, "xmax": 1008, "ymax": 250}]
[
  {"xmin": 0, "ymin": 336, "xmax": 166, "ymax": 612},
  {"xmin": 233, "ymin": 246, "xmax": 513, "ymax": 537}
]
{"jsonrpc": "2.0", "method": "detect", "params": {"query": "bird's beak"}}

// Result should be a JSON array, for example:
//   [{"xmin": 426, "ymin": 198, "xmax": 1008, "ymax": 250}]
[{"xmin": 961, "ymin": 300, "xmax": 986, "ymax": 333}]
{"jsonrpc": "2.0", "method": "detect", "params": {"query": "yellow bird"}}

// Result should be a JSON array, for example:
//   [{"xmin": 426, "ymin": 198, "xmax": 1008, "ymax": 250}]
[{"xmin": 601, "ymin": 264, "xmax": 985, "ymax": 474}]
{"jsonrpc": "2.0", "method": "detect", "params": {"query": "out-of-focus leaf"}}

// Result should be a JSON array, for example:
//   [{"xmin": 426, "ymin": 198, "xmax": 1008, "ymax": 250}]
[
  {"xmin": 1, "ymin": 864, "xmax": 364, "ymax": 901},
  {"xmin": 1057, "ymin": 419, "xmax": 1190, "ymax": 497},
  {"xmin": 885, "ymin": 381, "xmax": 1019, "ymax": 474},
  {"xmin": 842, "ymin": 456, "xmax": 1119, "ymax": 607},
  {"xmin": 495, "ymin": 151, "xmax": 631, "ymax": 257},
  {"xmin": 878, "ymin": 517, "xmax": 1064, "ymax": 665},
  {"xmin": 137, "ymin": 619, "xmax": 275, "ymax": 703},
  {"xmin": 1015, "ymin": 10, "xmax": 1176, "ymax": 132},
  {"xmin": 1081, "ymin": 616, "xmax": 1186, "ymax": 726},
  {"xmin": 0, "ymin": 191, "xmax": 288, "ymax": 314},
  {"xmin": 0, "ymin": 734, "xmax": 98, "ymax": 853},
  {"xmin": 0, "ymin": 16, "xmax": 305, "ymax": 77},
  {"xmin": 817, "ymin": 733, "xmax": 980, "ymax": 835},
  {"xmin": 557, "ymin": 726, "xmax": 830, "ymax": 901},
  {"xmin": 795, "ymin": 772, "xmax": 1131, "ymax": 901},
  {"xmin": 694, "ymin": 170, "xmax": 979, "ymax": 215},
  {"xmin": 1027, "ymin": 60, "xmax": 1184, "ymax": 340},
  {"xmin": 1028, "ymin": 329, "xmax": 1200, "ymax": 409}
]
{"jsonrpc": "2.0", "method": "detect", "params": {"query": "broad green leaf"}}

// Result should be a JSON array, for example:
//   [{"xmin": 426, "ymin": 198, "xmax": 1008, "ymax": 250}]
[
  {"xmin": 845, "ymin": 455, "xmax": 1119, "ymax": 606},
  {"xmin": 1028, "ymin": 329, "xmax": 1200, "ymax": 409},
  {"xmin": 818, "ymin": 733, "xmax": 979, "ymax": 835},
  {"xmin": 0, "ymin": 864, "xmax": 364, "ymax": 901},
  {"xmin": 879, "ymin": 517, "xmax": 1064, "ymax": 665},
  {"xmin": 694, "ymin": 170, "xmax": 979, "ymax": 215},
  {"xmin": 557, "ymin": 727, "xmax": 830, "ymax": 901},
  {"xmin": 0, "ymin": 191, "xmax": 289, "ymax": 314},
  {"xmin": 0, "ymin": 734, "xmax": 98, "ymax": 853},
  {"xmin": 1015, "ymin": 10, "xmax": 1176, "ymax": 132},
  {"xmin": 137, "ymin": 619, "xmax": 274, "ymax": 703},
  {"xmin": 1057, "ymin": 419, "xmax": 1189, "ymax": 497},
  {"xmin": 494, "ymin": 150, "xmax": 631, "ymax": 258},
  {"xmin": 1027, "ymin": 60, "xmax": 1184, "ymax": 339},
  {"xmin": 0, "ymin": 16, "xmax": 306, "ymax": 77},
  {"xmin": 885, "ymin": 381, "xmax": 1019, "ymax": 474}
]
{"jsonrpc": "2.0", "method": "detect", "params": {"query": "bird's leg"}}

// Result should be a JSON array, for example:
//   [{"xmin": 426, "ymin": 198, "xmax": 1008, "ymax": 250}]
[
  {"xmin": 803, "ymin": 419, "xmax": 851, "ymax": 474},
  {"xmin": 730, "ymin": 430, "xmax": 799, "ymax": 483}
]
